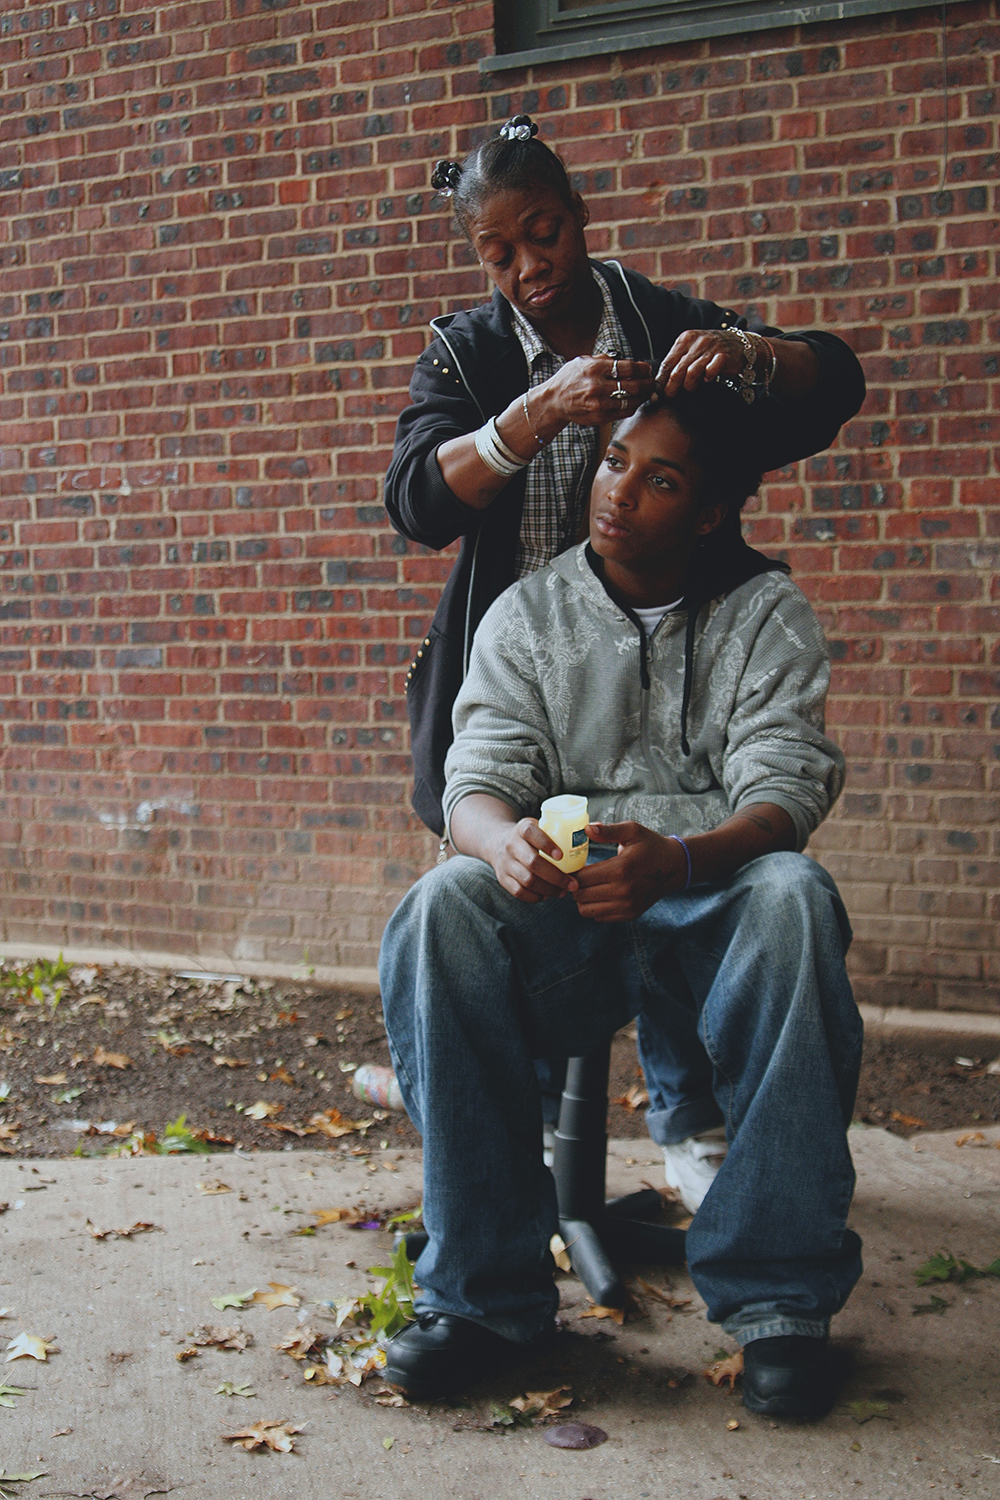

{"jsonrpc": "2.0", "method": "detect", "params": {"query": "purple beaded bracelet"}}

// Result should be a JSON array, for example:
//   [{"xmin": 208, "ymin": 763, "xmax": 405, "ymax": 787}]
[{"xmin": 667, "ymin": 833, "xmax": 693, "ymax": 891}]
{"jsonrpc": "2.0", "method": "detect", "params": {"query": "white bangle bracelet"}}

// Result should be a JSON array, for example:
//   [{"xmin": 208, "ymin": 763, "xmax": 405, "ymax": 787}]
[{"xmin": 474, "ymin": 416, "xmax": 529, "ymax": 478}]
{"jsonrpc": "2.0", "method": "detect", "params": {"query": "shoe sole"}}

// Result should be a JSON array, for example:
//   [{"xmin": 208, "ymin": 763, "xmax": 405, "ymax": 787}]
[{"xmin": 742, "ymin": 1384, "xmax": 836, "ymax": 1420}]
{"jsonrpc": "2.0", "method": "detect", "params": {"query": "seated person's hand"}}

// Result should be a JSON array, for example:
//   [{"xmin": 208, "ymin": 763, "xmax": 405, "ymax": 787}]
[
  {"xmin": 489, "ymin": 817, "xmax": 581, "ymax": 905},
  {"xmin": 573, "ymin": 821, "xmax": 687, "ymax": 922}
]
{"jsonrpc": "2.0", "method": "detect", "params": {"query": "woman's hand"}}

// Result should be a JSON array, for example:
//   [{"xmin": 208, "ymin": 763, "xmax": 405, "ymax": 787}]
[
  {"xmin": 657, "ymin": 329, "xmax": 819, "ymax": 399},
  {"xmin": 657, "ymin": 329, "xmax": 761, "ymax": 396},
  {"xmin": 532, "ymin": 356, "xmax": 655, "ymax": 434}
]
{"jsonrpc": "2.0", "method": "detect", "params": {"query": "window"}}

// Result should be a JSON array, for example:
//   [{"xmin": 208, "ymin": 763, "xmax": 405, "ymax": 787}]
[{"xmin": 485, "ymin": 0, "xmax": 935, "ymax": 70}]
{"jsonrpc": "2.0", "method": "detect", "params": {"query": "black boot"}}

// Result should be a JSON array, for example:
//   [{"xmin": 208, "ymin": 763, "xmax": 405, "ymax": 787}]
[
  {"xmin": 741, "ymin": 1335, "xmax": 843, "ymax": 1419},
  {"xmin": 383, "ymin": 1312, "xmax": 543, "ymax": 1401}
]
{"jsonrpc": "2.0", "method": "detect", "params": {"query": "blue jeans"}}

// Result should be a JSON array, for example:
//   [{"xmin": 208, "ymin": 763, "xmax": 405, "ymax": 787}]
[{"xmin": 379, "ymin": 850, "xmax": 863, "ymax": 1346}]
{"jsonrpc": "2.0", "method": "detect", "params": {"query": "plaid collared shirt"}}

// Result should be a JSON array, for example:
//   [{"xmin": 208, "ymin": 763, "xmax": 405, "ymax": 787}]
[{"xmin": 510, "ymin": 273, "xmax": 629, "ymax": 579}]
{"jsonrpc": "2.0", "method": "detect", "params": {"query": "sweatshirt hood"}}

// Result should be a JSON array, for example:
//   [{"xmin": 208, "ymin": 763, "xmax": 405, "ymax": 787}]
[{"xmin": 577, "ymin": 515, "xmax": 790, "ymax": 755}]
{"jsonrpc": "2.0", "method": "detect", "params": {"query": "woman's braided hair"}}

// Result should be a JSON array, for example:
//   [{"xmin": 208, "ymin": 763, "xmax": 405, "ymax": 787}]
[{"xmin": 431, "ymin": 114, "xmax": 575, "ymax": 234}]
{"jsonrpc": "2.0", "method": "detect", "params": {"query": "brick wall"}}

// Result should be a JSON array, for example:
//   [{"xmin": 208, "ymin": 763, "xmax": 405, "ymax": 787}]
[{"xmin": 0, "ymin": 0, "xmax": 996, "ymax": 1008}]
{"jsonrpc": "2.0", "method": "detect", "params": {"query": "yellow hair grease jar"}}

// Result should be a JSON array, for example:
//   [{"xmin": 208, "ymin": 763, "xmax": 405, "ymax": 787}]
[{"xmin": 538, "ymin": 794, "xmax": 590, "ymax": 874}]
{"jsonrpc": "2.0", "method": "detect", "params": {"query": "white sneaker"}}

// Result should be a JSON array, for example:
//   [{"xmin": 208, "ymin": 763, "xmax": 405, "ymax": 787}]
[
  {"xmin": 662, "ymin": 1125, "xmax": 728, "ymax": 1214},
  {"xmin": 542, "ymin": 1126, "xmax": 556, "ymax": 1170}
]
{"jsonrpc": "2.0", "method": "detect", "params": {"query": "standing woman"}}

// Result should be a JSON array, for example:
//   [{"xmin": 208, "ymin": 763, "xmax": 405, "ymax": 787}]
[{"xmin": 386, "ymin": 114, "xmax": 866, "ymax": 835}]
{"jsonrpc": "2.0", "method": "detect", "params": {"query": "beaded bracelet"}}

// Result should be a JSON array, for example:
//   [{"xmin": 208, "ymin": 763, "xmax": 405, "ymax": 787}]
[{"xmin": 667, "ymin": 833, "xmax": 693, "ymax": 891}]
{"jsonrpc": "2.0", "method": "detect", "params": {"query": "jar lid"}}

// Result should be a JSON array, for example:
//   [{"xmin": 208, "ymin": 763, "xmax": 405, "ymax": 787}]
[{"xmin": 540, "ymin": 794, "xmax": 588, "ymax": 815}]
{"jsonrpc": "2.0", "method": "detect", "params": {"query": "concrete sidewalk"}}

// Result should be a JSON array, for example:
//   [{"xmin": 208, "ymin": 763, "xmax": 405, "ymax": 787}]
[{"xmin": 1, "ymin": 1127, "xmax": 998, "ymax": 1500}]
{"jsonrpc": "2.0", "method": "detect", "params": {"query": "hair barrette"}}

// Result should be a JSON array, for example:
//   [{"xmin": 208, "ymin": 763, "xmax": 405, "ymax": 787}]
[
  {"xmin": 499, "ymin": 114, "xmax": 538, "ymax": 142},
  {"xmin": 431, "ymin": 159, "xmax": 463, "ymax": 195}
]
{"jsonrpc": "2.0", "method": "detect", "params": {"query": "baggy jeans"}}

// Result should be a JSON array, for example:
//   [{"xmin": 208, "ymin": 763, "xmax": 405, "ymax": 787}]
[{"xmin": 378, "ymin": 849, "xmax": 864, "ymax": 1346}]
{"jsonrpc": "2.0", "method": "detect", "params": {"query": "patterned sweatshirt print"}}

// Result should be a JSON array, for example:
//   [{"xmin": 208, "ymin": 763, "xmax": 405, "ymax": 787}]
[{"xmin": 443, "ymin": 542, "xmax": 845, "ymax": 853}]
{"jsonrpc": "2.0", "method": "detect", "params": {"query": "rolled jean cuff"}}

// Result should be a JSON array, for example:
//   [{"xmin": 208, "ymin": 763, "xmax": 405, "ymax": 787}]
[
  {"xmin": 723, "ymin": 1315, "xmax": 831, "ymax": 1347},
  {"xmin": 645, "ymin": 1098, "xmax": 724, "ymax": 1147}
]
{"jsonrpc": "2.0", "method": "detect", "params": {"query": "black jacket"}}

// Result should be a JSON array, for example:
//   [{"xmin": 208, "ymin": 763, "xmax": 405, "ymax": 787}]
[{"xmin": 385, "ymin": 259, "xmax": 866, "ymax": 833}]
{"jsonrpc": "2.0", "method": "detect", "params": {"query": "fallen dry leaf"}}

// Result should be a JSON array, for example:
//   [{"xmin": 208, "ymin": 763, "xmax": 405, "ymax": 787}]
[
  {"xmin": 635, "ymin": 1276, "xmax": 692, "ymax": 1312},
  {"xmin": 612, "ymin": 1082, "xmax": 649, "ymax": 1111},
  {"xmin": 93, "ymin": 1046, "xmax": 132, "ymax": 1070},
  {"xmin": 307, "ymin": 1107, "xmax": 372, "ymax": 1138},
  {"xmin": 549, "ymin": 1233, "xmax": 572, "ymax": 1273},
  {"xmin": 270, "ymin": 1067, "xmax": 296, "ymax": 1086},
  {"xmin": 244, "ymin": 1100, "xmax": 282, "ymax": 1120},
  {"xmin": 222, "ymin": 1418, "xmax": 305, "ymax": 1453},
  {"xmin": 210, "ymin": 1288, "xmax": 256, "ymax": 1312},
  {"xmin": 578, "ymin": 1302, "xmax": 626, "ymax": 1326},
  {"xmin": 5, "ymin": 1332, "xmax": 56, "ymax": 1362},
  {"xmin": 704, "ymin": 1350, "xmax": 744, "ymax": 1389},
  {"xmin": 34, "ymin": 1072, "xmax": 67, "ymax": 1086},
  {"xmin": 955, "ymin": 1130, "xmax": 988, "ymax": 1147},
  {"xmin": 86, "ymin": 1220, "xmax": 159, "ymax": 1240},
  {"xmin": 373, "ymin": 1387, "xmax": 409, "ymax": 1407},
  {"xmin": 510, "ymin": 1385, "xmax": 573, "ymax": 1420},
  {"xmin": 890, "ymin": 1108, "xmax": 926, "ymax": 1129},
  {"xmin": 192, "ymin": 1325, "xmax": 253, "ymax": 1351},
  {"xmin": 216, "ymin": 1380, "xmax": 256, "ymax": 1398},
  {"xmin": 727, "ymin": 1417, "xmax": 741, "ymax": 1430},
  {"xmin": 196, "ymin": 1180, "xmax": 232, "ymax": 1196},
  {"xmin": 252, "ymin": 1282, "xmax": 300, "ymax": 1312},
  {"xmin": 214, "ymin": 1056, "xmax": 250, "ymax": 1068},
  {"xmin": 275, "ymin": 1326, "xmax": 324, "ymax": 1360},
  {"xmin": 175, "ymin": 1346, "xmax": 199, "ymax": 1362},
  {"xmin": 312, "ymin": 1207, "xmax": 349, "ymax": 1226}
]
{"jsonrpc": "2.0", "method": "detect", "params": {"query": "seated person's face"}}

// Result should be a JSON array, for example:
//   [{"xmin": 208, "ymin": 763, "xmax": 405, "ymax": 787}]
[{"xmin": 588, "ymin": 405, "xmax": 725, "ymax": 603}]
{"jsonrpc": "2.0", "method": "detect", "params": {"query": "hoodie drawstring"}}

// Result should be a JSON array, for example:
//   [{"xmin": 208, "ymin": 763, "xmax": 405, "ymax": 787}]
[{"xmin": 680, "ymin": 605, "xmax": 698, "ymax": 756}]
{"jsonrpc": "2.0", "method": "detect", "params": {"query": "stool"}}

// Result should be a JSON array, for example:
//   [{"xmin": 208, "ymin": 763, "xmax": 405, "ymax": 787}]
[
  {"xmin": 552, "ymin": 1039, "xmax": 686, "ymax": 1309},
  {"xmin": 396, "ymin": 1040, "xmax": 686, "ymax": 1311}
]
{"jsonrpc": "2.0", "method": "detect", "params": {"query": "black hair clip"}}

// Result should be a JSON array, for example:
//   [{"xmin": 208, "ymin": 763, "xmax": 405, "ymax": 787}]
[
  {"xmin": 431, "ymin": 159, "xmax": 463, "ymax": 195},
  {"xmin": 498, "ymin": 114, "xmax": 538, "ymax": 142}
]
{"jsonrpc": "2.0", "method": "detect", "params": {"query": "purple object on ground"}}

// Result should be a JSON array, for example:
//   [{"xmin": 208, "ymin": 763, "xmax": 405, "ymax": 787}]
[{"xmin": 543, "ymin": 1422, "xmax": 608, "ymax": 1449}]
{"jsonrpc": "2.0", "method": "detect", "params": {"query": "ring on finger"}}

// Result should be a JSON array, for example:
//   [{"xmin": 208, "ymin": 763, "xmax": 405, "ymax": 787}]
[
  {"xmin": 611, "ymin": 357, "xmax": 619, "ymax": 381},
  {"xmin": 613, "ymin": 384, "xmax": 627, "ymax": 403}
]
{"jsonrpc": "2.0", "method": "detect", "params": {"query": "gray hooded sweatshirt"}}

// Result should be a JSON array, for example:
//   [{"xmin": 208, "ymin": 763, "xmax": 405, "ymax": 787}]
[{"xmin": 442, "ymin": 541, "xmax": 844, "ymax": 852}]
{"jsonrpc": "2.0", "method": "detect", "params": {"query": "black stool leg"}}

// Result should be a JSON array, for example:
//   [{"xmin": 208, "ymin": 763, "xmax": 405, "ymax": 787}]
[
  {"xmin": 552, "ymin": 1042, "xmax": 625, "ymax": 1306},
  {"xmin": 553, "ymin": 1043, "xmax": 686, "ymax": 1310},
  {"xmin": 397, "ymin": 1042, "xmax": 687, "ymax": 1310}
]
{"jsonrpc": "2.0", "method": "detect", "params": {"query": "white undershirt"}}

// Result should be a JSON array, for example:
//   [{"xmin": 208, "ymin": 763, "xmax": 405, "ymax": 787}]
[{"xmin": 632, "ymin": 599, "xmax": 683, "ymax": 636}]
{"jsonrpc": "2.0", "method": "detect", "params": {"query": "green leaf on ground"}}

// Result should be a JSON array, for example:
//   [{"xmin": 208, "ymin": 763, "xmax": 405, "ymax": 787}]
[
  {"xmin": 915, "ymin": 1251, "xmax": 1000, "ymax": 1286},
  {"xmin": 216, "ymin": 1381, "xmax": 256, "ymax": 1398},
  {"xmin": 843, "ymin": 1399, "xmax": 890, "ymax": 1424},
  {"xmin": 0, "ymin": 1382, "xmax": 29, "ymax": 1408},
  {"xmin": 211, "ymin": 1288, "xmax": 256, "ymax": 1312},
  {"xmin": 912, "ymin": 1294, "xmax": 950, "ymax": 1316},
  {"xmin": 52, "ymin": 1087, "xmax": 84, "ymax": 1104}
]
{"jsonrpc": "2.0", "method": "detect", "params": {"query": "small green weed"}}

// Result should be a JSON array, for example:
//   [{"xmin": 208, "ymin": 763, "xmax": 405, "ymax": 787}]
[
  {"xmin": 915, "ymin": 1250, "xmax": 1000, "ymax": 1287},
  {"xmin": 363, "ymin": 1240, "xmax": 417, "ymax": 1339},
  {"xmin": 912, "ymin": 1294, "xmax": 950, "ymax": 1316},
  {"xmin": 0, "ymin": 955, "xmax": 71, "ymax": 1014},
  {"xmin": 104, "ymin": 1114, "xmax": 214, "ymax": 1157}
]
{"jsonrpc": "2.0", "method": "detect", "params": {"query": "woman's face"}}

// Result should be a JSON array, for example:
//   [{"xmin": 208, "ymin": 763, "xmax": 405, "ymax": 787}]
[{"xmin": 466, "ymin": 185, "xmax": 592, "ymax": 329}]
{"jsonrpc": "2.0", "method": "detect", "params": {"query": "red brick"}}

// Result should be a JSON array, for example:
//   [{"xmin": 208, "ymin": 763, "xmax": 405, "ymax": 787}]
[{"xmin": 0, "ymin": 0, "xmax": 991, "ymax": 1002}]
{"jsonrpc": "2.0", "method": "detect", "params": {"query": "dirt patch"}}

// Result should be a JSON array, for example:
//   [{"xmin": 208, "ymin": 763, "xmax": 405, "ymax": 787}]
[{"xmin": 0, "ymin": 962, "xmax": 997, "ymax": 1159}]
